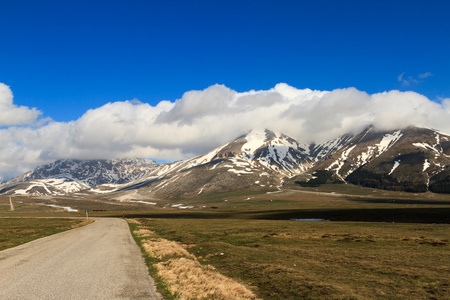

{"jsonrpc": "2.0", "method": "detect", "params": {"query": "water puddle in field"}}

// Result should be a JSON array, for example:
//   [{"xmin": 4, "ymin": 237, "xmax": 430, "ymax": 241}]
[{"xmin": 290, "ymin": 218, "xmax": 330, "ymax": 222}]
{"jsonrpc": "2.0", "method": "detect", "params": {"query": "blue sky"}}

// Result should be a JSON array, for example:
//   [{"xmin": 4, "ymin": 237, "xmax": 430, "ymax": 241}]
[
  {"xmin": 1, "ymin": 0, "xmax": 449, "ymax": 122},
  {"xmin": 1, "ymin": 1, "xmax": 450, "ymax": 180}
]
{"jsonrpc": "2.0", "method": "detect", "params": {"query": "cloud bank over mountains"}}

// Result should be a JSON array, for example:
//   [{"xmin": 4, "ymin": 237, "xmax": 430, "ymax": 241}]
[{"xmin": 1, "ymin": 82, "xmax": 450, "ymax": 180}]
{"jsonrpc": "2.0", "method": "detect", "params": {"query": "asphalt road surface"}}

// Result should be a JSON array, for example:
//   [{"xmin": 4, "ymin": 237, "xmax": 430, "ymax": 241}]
[{"xmin": 0, "ymin": 218, "xmax": 162, "ymax": 299}]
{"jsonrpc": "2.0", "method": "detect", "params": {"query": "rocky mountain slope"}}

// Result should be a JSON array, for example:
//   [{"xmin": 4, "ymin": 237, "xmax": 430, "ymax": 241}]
[
  {"xmin": 309, "ymin": 127, "xmax": 450, "ymax": 192},
  {"xmin": 14, "ymin": 158, "xmax": 158, "ymax": 186},
  {"xmin": 2, "ymin": 126, "xmax": 450, "ymax": 198}
]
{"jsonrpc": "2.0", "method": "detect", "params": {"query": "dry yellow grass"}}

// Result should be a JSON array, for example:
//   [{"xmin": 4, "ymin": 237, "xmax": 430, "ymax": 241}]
[
  {"xmin": 156, "ymin": 257, "xmax": 258, "ymax": 300},
  {"xmin": 142, "ymin": 238, "xmax": 196, "ymax": 260},
  {"xmin": 133, "ymin": 228, "xmax": 155, "ymax": 237},
  {"xmin": 139, "ymin": 234, "xmax": 258, "ymax": 299}
]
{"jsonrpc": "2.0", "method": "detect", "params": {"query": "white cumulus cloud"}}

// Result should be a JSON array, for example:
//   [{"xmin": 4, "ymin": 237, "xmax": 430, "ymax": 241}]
[
  {"xmin": 0, "ymin": 83, "xmax": 42, "ymax": 126},
  {"xmin": 1, "ymin": 82, "xmax": 450, "ymax": 181}
]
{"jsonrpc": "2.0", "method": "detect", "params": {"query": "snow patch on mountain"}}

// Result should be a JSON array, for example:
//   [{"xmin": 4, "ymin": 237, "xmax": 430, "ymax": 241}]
[
  {"xmin": 14, "ymin": 183, "xmax": 51, "ymax": 196},
  {"xmin": 228, "ymin": 168, "xmax": 253, "ymax": 175},
  {"xmin": 389, "ymin": 160, "xmax": 401, "ymax": 175},
  {"xmin": 45, "ymin": 204, "xmax": 78, "ymax": 212},
  {"xmin": 423, "ymin": 159, "xmax": 430, "ymax": 172},
  {"xmin": 242, "ymin": 129, "xmax": 267, "ymax": 157},
  {"xmin": 326, "ymin": 145, "xmax": 356, "ymax": 179},
  {"xmin": 356, "ymin": 131, "xmax": 403, "ymax": 166},
  {"xmin": 13, "ymin": 175, "xmax": 90, "ymax": 196},
  {"xmin": 413, "ymin": 143, "xmax": 440, "ymax": 155},
  {"xmin": 310, "ymin": 133, "xmax": 355, "ymax": 161},
  {"xmin": 376, "ymin": 130, "xmax": 403, "ymax": 153}
]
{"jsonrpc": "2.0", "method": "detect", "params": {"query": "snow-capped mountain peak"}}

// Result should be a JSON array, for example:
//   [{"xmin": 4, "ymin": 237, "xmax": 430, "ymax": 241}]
[
  {"xmin": 241, "ymin": 129, "xmax": 308, "ymax": 158},
  {"xmin": 241, "ymin": 129, "xmax": 270, "ymax": 157}
]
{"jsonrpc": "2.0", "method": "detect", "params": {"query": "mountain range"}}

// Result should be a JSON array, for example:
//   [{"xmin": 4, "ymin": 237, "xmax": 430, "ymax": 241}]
[
  {"xmin": 1, "ymin": 126, "xmax": 449, "ymax": 198},
  {"xmin": 0, "ymin": 158, "xmax": 158, "ymax": 196}
]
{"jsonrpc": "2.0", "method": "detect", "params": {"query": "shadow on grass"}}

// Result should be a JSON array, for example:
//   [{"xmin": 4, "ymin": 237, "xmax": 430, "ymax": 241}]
[
  {"xmin": 346, "ymin": 197, "xmax": 450, "ymax": 205},
  {"xmin": 123, "ymin": 207, "xmax": 450, "ymax": 224}
]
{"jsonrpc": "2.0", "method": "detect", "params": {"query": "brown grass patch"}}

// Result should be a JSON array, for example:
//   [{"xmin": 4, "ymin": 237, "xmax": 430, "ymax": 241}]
[
  {"xmin": 156, "ymin": 257, "xmax": 258, "ymax": 300},
  {"xmin": 133, "ymin": 228, "xmax": 155, "ymax": 237},
  {"xmin": 140, "ymin": 234, "xmax": 258, "ymax": 299},
  {"xmin": 400, "ymin": 236, "xmax": 448, "ymax": 246},
  {"xmin": 142, "ymin": 238, "xmax": 196, "ymax": 260}
]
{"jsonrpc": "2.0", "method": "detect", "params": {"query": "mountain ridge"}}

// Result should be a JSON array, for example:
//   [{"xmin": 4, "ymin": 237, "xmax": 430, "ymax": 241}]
[{"xmin": 2, "ymin": 126, "xmax": 450, "ymax": 197}]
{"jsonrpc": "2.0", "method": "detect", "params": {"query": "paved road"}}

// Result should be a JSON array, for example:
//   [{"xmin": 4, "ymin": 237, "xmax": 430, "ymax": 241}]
[{"xmin": 0, "ymin": 218, "xmax": 162, "ymax": 299}]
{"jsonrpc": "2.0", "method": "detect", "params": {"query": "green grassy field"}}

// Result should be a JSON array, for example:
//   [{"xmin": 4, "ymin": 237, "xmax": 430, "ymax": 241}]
[
  {"xmin": 2, "ymin": 185, "xmax": 450, "ymax": 299},
  {"xmin": 0, "ymin": 218, "xmax": 90, "ymax": 251},
  {"xmin": 133, "ymin": 218, "xmax": 449, "ymax": 299},
  {"xmin": 2, "ymin": 184, "xmax": 450, "ymax": 222},
  {"xmin": 124, "ymin": 185, "xmax": 450, "ymax": 299},
  {"xmin": 119, "ymin": 185, "xmax": 450, "ymax": 224}
]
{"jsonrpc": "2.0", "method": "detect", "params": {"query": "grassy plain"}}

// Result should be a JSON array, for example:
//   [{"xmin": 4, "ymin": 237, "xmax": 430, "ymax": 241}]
[
  {"xmin": 132, "ymin": 218, "xmax": 449, "ymax": 299},
  {"xmin": 129, "ymin": 220, "xmax": 258, "ymax": 299},
  {"xmin": 0, "ymin": 218, "xmax": 90, "ymax": 251},
  {"xmin": 121, "ymin": 185, "xmax": 450, "ymax": 224},
  {"xmin": 125, "ymin": 185, "xmax": 450, "ymax": 299},
  {"xmin": 2, "ymin": 185, "xmax": 450, "ymax": 299}
]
